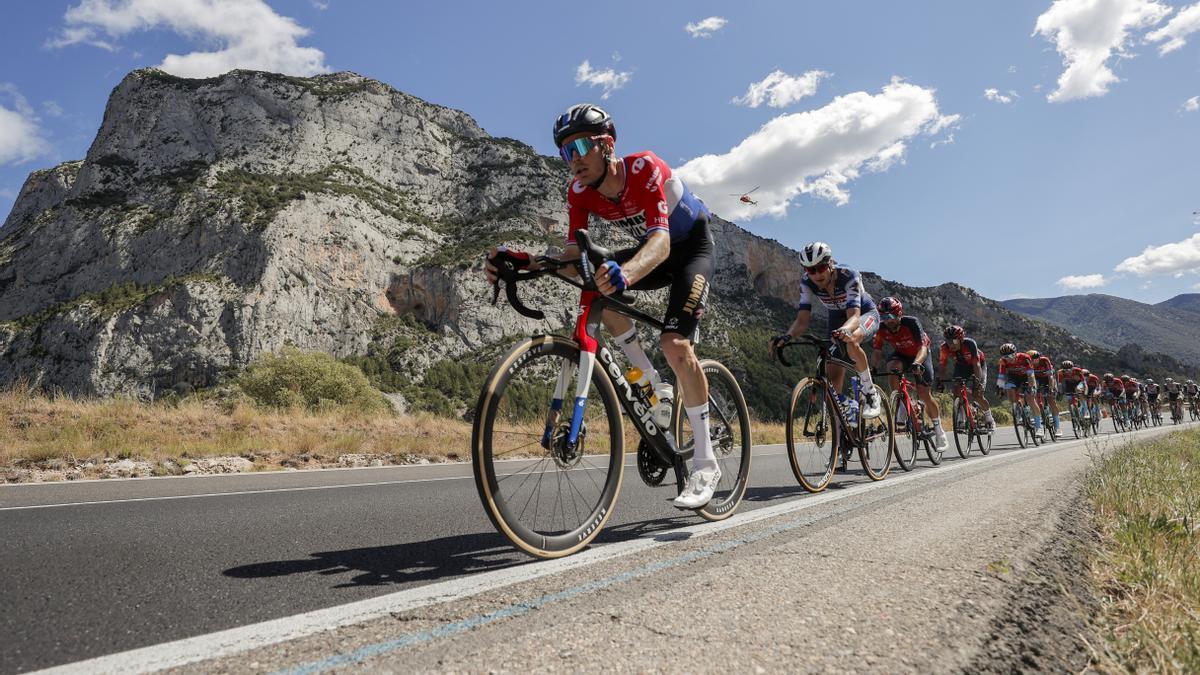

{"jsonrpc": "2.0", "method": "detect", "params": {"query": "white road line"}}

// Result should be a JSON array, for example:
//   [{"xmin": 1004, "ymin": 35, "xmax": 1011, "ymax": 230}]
[
  {"xmin": 0, "ymin": 446, "xmax": 790, "ymax": 512},
  {"xmin": 35, "ymin": 425, "xmax": 1187, "ymax": 675}
]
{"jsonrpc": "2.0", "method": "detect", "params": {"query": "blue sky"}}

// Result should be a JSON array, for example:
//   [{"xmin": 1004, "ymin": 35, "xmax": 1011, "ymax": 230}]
[{"xmin": 1, "ymin": 0, "xmax": 1198, "ymax": 304}]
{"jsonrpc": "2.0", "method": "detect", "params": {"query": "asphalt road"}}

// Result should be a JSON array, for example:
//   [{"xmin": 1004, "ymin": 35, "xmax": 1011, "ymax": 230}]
[{"xmin": 0, "ymin": 417, "xmax": 1187, "ymax": 673}]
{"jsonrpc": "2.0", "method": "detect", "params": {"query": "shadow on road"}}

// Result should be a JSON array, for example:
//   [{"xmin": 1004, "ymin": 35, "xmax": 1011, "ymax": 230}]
[{"xmin": 223, "ymin": 514, "xmax": 703, "ymax": 589}]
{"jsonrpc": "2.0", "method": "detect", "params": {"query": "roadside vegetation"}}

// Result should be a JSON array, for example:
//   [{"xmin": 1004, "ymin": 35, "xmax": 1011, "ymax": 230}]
[
  {"xmin": 1086, "ymin": 429, "xmax": 1200, "ymax": 673},
  {"xmin": 0, "ymin": 347, "xmax": 788, "ymax": 482}
]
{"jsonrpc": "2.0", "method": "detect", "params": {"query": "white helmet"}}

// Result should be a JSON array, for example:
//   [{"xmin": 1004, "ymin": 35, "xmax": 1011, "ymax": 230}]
[{"xmin": 799, "ymin": 241, "xmax": 832, "ymax": 268}]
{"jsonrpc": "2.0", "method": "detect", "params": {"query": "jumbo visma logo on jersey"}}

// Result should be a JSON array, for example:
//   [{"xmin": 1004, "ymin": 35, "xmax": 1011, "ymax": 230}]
[{"xmin": 603, "ymin": 211, "xmax": 648, "ymax": 240}]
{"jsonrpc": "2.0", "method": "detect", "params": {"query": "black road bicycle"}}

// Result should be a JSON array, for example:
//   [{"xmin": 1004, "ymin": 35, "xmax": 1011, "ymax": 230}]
[
  {"xmin": 473, "ymin": 230, "xmax": 752, "ymax": 558},
  {"xmin": 776, "ymin": 336, "xmax": 893, "ymax": 492}
]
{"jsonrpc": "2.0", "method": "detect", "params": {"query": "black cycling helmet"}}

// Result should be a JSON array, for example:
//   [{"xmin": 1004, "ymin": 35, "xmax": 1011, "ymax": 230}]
[
  {"xmin": 553, "ymin": 104, "xmax": 616, "ymax": 147},
  {"xmin": 944, "ymin": 325, "xmax": 965, "ymax": 341}
]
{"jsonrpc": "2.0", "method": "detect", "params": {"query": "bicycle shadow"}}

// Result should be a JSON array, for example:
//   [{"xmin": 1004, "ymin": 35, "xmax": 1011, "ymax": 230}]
[{"xmin": 223, "ymin": 514, "xmax": 702, "ymax": 589}]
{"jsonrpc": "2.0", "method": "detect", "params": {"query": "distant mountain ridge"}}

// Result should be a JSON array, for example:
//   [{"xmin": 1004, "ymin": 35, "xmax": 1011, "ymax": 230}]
[{"xmin": 1001, "ymin": 293, "xmax": 1200, "ymax": 367}]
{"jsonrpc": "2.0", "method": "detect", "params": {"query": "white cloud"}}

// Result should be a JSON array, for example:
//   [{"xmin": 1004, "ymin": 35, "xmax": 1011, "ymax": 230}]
[
  {"xmin": 1000, "ymin": 293, "xmax": 1032, "ymax": 300},
  {"xmin": 1140, "ymin": 280, "xmax": 1154, "ymax": 289},
  {"xmin": 1115, "ymin": 233, "xmax": 1200, "ymax": 276},
  {"xmin": 685, "ymin": 16, "xmax": 727, "ymax": 38},
  {"xmin": 732, "ymin": 70, "xmax": 829, "ymax": 108},
  {"xmin": 1183, "ymin": 95, "xmax": 1200, "ymax": 112},
  {"xmin": 311, "ymin": 0, "xmax": 329, "ymax": 9},
  {"xmin": 1057, "ymin": 273, "xmax": 1108, "ymax": 289},
  {"xmin": 1033, "ymin": 0, "xmax": 1171, "ymax": 102},
  {"xmin": 575, "ymin": 60, "xmax": 631, "ymax": 99},
  {"xmin": 0, "ymin": 84, "xmax": 51, "ymax": 166},
  {"xmin": 1008, "ymin": 65, "xmax": 1019, "ymax": 73},
  {"xmin": 1146, "ymin": 2, "xmax": 1200, "ymax": 54},
  {"xmin": 42, "ymin": 101, "xmax": 65, "ymax": 118},
  {"xmin": 49, "ymin": 0, "xmax": 329, "ymax": 78},
  {"xmin": 676, "ymin": 78, "xmax": 956, "ymax": 221},
  {"xmin": 983, "ymin": 88, "xmax": 1018, "ymax": 104}
]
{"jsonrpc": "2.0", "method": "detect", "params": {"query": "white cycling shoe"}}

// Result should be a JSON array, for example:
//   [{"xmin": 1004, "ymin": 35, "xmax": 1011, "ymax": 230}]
[
  {"xmin": 934, "ymin": 429, "xmax": 949, "ymax": 451},
  {"xmin": 674, "ymin": 466, "xmax": 721, "ymax": 509}
]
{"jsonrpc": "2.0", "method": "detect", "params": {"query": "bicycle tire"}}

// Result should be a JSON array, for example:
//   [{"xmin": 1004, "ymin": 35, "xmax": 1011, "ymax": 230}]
[
  {"xmin": 1070, "ymin": 403, "xmax": 1082, "ymax": 440},
  {"xmin": 786, "ymin": 378, "xmax": 840, "ymax": 493},
  {"xmin": 1043, "ymin": 408, "xmax": 1058, "ymax": 443},
  {"xmin": 858, "ymin": 384, "xmax": 893, "ymax": 480},
  {"xmin": 1012, "ymin": 403, "xmax": 1027, "ymax": 449},
  {"xmin": 672, "ymin": 360, "xmax": 752, "ymax": 521},
  {"xmin": 975, "ymin": 406, "xmax": 994, "ymax": 454},
  {"xmin": 920, "ymin": 404, "xmax": 943, "ymax": 465},
  {"xmin": 890, "ymin": 390, "xmax": 919, "ymax": 471},
  {"xmin": 952, "ymin": 399, "xmax": 971, "ymax": 459},
  {"xmin": 472, "ymin": 336, "xmax": 624, "ymax": 559}
]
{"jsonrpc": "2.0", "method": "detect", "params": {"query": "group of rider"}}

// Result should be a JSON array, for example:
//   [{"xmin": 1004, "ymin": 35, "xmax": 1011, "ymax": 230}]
[{"xmin": 484, "ymin": 102, "xmax": 1194, "ymax": 510}]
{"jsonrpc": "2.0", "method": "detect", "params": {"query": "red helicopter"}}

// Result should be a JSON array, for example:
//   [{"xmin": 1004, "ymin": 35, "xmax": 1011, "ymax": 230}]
[{"xmin": 728, "ymin": 186, "xmax": 760, "ymax": 205}]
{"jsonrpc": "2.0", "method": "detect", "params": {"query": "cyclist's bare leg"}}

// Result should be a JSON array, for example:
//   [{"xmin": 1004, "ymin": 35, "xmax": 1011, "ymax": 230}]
[
  {"xmin": 662, "ymin": 332, "xmax": 715, "ymax": 471},
  {"xmin": 917, "ymin": 383, "xmax": 940, "ymax": 420},
  {"xmin": 886, "ymin": 359, "xmax": 903, "ymax": 393},
  {"xmin": 601, "ymin": 311, "xmax": 659, "ymax": 386}
]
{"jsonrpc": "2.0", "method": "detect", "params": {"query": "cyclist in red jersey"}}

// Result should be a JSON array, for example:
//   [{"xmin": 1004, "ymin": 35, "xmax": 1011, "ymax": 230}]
[
  {"xmin": 1102, "ymin": 372, "xmax": 1126, "ymax": 414},
  {"xmin": 1029, "ymin": 350, "xmax": 1060, "ymax": 434},
  {"xmin": 1056, "ymin": 360, "xmax": 1088, "ymax": 423},
  {"xmin": 936, "ymin": 325, "xmax": 994, "ymax": 428},
  {"xmin": 870, "ymin": 297, "xmax": 947, "ymax": 449},
  {"xmin": 1083, "ymin": 369, "xmax": 1102, "ymax": 420},
  {"xmin": 997, "ymin": 343, "xmax": 1044, "ymax": 439},
  {"xmin": 484, "ymin": 104, "xmax": 720, "ymax": 509}
]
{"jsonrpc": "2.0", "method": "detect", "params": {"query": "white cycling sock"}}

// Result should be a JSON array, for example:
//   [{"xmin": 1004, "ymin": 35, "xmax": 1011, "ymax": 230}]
[
  {"xmin": 615, "ymin": 327, "xmax": 655, "ymax": 383},
  {"xmin": 858, "ymin": 368, "xmax": 874, "ymax": 395},
  {"xmin": 687, "ymin": 403, "xmax": 717, "ymax": 472}
]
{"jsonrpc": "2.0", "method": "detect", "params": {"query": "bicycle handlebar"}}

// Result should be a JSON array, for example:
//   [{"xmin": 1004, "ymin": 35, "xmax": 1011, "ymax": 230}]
[{"xmin": 774, "ymin": 335, "xmax": 832, "ymax": 368}]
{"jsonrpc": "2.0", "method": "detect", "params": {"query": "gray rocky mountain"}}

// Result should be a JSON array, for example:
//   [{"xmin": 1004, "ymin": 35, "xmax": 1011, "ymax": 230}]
[
  {"xmin": 1, "ymin": 69, "xmax": 1192, "ymax": 419},
  {"xmin": 1002, "ymin": 293, "xmax": 1200, "ymax": 367}
]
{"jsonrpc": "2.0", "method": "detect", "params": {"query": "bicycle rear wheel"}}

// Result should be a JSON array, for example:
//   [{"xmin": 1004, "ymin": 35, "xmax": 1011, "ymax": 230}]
[
  {"xmin": 1012, "ymin": 403, "xmax": 1027, "ymax": 449},
  {"xmin": 472, "ymin": 336, "xmax": 624, "ymax": 559},
  {"xmin": 975, "ymin": 406, "xmax": 994, "ymax": 454},
  {"xmin": 786, "ymin": 377, "xmax": 840, "ymax": 492},
  {"xmin": 672, "ymin": 360, "xmax": 752, "ymax": 521},
  {"xmin": 890, "ymin": 391, "xmax": 919, "ymax": 471},
  {"xmin": 920, "ymin": 405, "xmax": 942, "ymax": 465},
  {"xmin": 1070, "ymin": 403, "xmax": 1082, "ymax": 439},
  {"xmin": 952, "ymin": 398, "xmax": 971, "ymax": 459},
  {"xmin": 858, "ymin": 384, "xmax": 893, "ymax": 480}
]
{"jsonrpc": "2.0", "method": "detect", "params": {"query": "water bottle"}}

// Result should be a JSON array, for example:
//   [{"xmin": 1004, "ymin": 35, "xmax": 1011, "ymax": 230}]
[
  {"xmin": 651, "ymin": 383, "xmax": 674, "ymax": 428},
  {"xmin": 626, "ymin": 367, "xmax": 652, "ymax": 402},
  {"xmin": 838, "ymin": 394, "xmax": 859, "ymax": 426}
]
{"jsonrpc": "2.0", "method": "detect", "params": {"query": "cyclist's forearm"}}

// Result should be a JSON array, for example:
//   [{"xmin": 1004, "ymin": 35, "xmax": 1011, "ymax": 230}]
[
  {"xmin": 839, "ymin": 308, "xmax": 861, "ymax": 333},
  {"xmin": 620, "ymin": 231, "xmax": 669, "ymax": 284}
]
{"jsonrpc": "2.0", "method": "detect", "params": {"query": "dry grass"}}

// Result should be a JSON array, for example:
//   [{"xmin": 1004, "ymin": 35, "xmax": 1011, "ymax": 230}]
[
  {"xmin": 1086, "ymin": 429, "xmax": 1200, "ymax": 673},
  {"xmin": 0, "ymin": 382, "xmax": 474, "ymax": 473}
]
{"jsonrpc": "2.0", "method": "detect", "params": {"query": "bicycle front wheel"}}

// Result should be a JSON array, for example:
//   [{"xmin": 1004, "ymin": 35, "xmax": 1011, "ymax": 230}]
[
  {"xmin": 975, "ymin": 405, "xmax": 994, "ymax": 454},
  {"xmin": 673, "ymin": 360, "xmax": 752, "ymax": 521},
  {"xmin": 858, "ymin": 384, "xmax": 893, "ymax": 480},
  {"xmin": 952, "ymin": 398, "xmax": 971, "ymax": 459},
  {"xmin": 1012, "ymin": 404, "xmax": 1027, "ymax": 449},
  {"xmin": 890, "ymin": 390, "xmax": 919, "ymax": 471},
  {"xmin": 786, "ymin": 377, "xmax": 840, "ymax": 493},
  {"xmin": 472, "ymin": 336, "xmax": 624, "ymax": 559}
]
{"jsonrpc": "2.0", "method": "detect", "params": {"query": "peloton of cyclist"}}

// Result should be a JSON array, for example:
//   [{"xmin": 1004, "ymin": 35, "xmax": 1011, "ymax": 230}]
[
  {"xmin": 936, "ymin": 325, "xmax": 994, "ymax": 429},
  {"xmin": 870, "ymin": 297, "xmax": 948, "ymax": 450},
  {"xmin": 1028, "ymin": 350, "xmax": 1059, "ymax": 434},
  {"xmin": 1056, "ymin": 359, "xmax": 1087, "ymax": 421},
  {"xmin": 1186, "ymin": 379, "xmax": 1199, "ymax": 409},
  {"xmin": 769, "ymin": 242, "xmax": 883, "ymax": 419},
  {"xmin": 1121, "ymin": 374, "xmax": 1142, "ymax": 422},
  {"xmin": 997, "ymin": 343, "xmax": 1044, "ymax": 440},
  {"xmin": 483, "ymin": 103, "xmax": 721, "ymax": 509}
]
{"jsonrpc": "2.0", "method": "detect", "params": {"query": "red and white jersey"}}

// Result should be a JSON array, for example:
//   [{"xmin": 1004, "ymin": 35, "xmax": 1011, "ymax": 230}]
[{"xmin": 566, "ymin": 151, "xmax": 708, "ymax": 246}]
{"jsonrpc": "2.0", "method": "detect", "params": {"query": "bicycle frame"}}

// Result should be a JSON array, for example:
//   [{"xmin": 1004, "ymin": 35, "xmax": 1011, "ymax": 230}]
[
  {"xmin": 953, "ymin": 378, "xmax": 977, "ymax": 428},
  {"xmin": 780, "ymin": 338, "xmax": 877, "ymax": 449},
  {"xmin": 892, "ymin": 370, "xmax": 928, "ymax": 438}
]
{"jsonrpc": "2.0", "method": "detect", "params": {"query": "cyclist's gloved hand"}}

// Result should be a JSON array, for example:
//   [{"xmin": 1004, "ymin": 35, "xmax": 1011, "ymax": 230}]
[
  {"xmin": 597, "ymin": 260, "xmax": 629, "ymax": 295},
  {"xmin": 485, "ymin": 246, "xmax": 531, "ymax": 284},
  {"xmin": 832, "ymin": 327, "xmax": 851, "ymax": 342},
  {"xmin": 769, "ymin": 333, "xmax": 793, "ymax": 356}
]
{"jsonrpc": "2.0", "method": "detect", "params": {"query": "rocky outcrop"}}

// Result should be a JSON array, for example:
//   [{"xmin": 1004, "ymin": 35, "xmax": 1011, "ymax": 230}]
[{"xmin": 0, "ymin": 68, "xmax": 1191, "ymax": 400}]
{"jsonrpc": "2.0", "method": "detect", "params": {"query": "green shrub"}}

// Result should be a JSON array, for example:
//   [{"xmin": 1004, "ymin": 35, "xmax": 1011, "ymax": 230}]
[
  {"xmin": 990, "ymin": 405, "xmax": 1013, "ymax": 424},
  {"xmin": 238, "ymin": 347, "xmax": 392, "ymax": 414}
]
